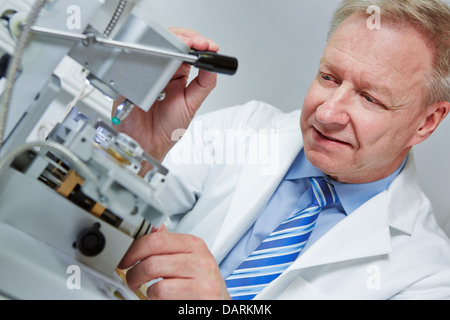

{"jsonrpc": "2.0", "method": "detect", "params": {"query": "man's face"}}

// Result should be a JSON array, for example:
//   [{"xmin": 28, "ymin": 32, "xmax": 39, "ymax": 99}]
[{"xmin": 300, "ymin": 13, "xmax": 435, "ymax": 183}]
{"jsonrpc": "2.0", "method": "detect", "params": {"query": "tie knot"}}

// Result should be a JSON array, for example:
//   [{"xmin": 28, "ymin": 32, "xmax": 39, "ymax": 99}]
[{"xmin": 310, "ymin": 177, "xmax": 339, "ymax": 208}]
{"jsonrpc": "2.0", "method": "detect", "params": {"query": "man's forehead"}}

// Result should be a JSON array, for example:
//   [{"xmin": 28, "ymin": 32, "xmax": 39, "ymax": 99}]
[{"xmin": 326, "ymin": 13, "xmax": 434, "ymax": 79}]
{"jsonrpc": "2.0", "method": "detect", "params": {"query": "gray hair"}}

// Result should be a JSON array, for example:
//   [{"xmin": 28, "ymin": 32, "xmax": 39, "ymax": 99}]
[{"xmin": 328, "ymin": 0, "xmax": 450, "ymax": 106}]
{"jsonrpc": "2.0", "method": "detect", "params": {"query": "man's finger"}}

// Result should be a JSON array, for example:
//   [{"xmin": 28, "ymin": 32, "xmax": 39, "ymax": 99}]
[
  {"xmin": 185, "ymin": 70, "xmax": 217, "ymax": 113},
  {"xmin": 147, "ymin": 278, "xmax": 223, "ymax": 300},
  {"xmin": 124, "ymin": 253, "xmax": 202, "ymax": 291},
  {"xmin": 169, "ymin": 26, "xmax": 219, "ymax": 52},
  {"xmin": 118, "ymin": 231, "xmax": 201, "ymax": 269}
]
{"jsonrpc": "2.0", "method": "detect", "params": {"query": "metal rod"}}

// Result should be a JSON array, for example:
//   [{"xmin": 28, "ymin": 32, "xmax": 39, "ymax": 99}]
[
  {"xmin": 30, "ymin": 26, "xmax": 198, "ymax": 63},
  {"xmin": 31, "ymin": 26, "xmax": 87, "ymax": 41},
  {"xmin": 98, "ymin": 37, "xmax": 197, "ymax": 63}
]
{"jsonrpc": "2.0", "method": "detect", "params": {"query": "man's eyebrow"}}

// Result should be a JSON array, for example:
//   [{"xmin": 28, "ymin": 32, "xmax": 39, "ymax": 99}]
[
  {"xmin": 318, "ymin": 56, "xmax": 397, "ymax": 104},
  {"xmin": 319, "ymin": 56, "xmax": 330, "ymax": 67}
]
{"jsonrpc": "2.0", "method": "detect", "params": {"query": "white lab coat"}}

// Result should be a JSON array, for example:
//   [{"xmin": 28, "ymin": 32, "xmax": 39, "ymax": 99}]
[{"xmin": 159, "ymin": 101, "xmax": 450, "ymax": 300}]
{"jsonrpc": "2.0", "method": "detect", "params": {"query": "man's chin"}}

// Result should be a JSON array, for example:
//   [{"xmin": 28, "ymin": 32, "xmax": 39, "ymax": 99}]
[{"xmin": 304, "ymin": 148, "xmax": 348, "ymax": 177}]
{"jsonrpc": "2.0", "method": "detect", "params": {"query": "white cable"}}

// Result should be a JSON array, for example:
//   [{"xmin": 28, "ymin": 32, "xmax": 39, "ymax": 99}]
[{"xmin": 64, "ymin": 82, "xmax": 95, "ymax": 116}]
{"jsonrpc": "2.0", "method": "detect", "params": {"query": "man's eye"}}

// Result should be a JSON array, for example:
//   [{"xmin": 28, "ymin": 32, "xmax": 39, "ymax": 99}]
[
  {"xmin": 362, "ymin": 93, "xmax": 388, "ymax": 109},
  {"xmin": 364, "ymin": 95, "xmax": 375, "ymax": 103},
  {"xmin": 320, "ymin": 73, "xmax": 340, "ymax": 85}
]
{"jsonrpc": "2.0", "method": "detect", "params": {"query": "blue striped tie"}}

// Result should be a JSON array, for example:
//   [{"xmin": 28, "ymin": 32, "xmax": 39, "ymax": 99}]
[{"xmin": 225, "ymin": 177, "xmax": 339, "ymax": 300}]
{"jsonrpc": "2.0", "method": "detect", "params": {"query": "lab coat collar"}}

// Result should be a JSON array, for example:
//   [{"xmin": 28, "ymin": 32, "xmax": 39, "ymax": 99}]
[
  {"xmin": 386, "ymin": 151, "xmax": 422, "ymax": 235},
  {"xmin": 256, "ymin": 155, "xmax": 422, "ymax": 300},
  {"xmin": 285, "ymin": 149, "xmax": 407, "ymax": 217},
  {"xmin": 286, "ymin": 190, "xmax": 392, "ymax": 271},
  {"xmin": 274, "ymin": 151, "xmax": 421, "ymax": 273}
]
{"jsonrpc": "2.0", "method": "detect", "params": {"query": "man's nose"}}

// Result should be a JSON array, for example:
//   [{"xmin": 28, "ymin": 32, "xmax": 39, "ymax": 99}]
[{"xmin": 316, "ymin": 84, "xmax": 352, "ymax": 126}]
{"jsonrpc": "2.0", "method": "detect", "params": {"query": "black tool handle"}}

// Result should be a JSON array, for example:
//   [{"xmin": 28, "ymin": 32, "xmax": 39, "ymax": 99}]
[{"xmin": 189, "ymin": 50, "xmax": 238, "ymax": 75}]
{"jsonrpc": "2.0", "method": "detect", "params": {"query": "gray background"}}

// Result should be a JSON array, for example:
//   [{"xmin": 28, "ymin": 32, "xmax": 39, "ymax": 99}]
[{"xmin": 136, "ymin": 0, "xmax": 450, "ymax": 235}]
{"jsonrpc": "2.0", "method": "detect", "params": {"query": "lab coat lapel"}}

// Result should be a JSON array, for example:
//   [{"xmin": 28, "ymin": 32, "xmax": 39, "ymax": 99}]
[
  {"xmin": 255, "ymin": 180, "xmax": 393, "ymax": 300},
  {"xmin": 386, "ymin": 152, "xmax": 422, "ymax": 235},
  {"xmin": 212, "ymin": 113, "xmax": 303, "ymax": 262},
  {"xmin": 283, "ymin": 151, "xmax": 421, "ymax": 271},
  {"xmin": 289, "ymin": 191, "xmax": 392, "ymax": 271},
  {"xmin": 256, "ymin": 152, "xmax": 422, "ymax": 299}
]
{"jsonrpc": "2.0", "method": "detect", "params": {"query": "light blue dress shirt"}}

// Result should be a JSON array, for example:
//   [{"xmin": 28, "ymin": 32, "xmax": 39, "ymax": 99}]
[{"xmin": 220, "ymin": 149, "xmax": 406, "ymax": 278}]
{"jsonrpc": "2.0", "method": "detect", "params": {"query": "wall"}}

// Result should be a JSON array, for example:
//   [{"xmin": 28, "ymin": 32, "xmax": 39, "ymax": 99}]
[{"xmin": 137, "ymin": 0, "xmax": 450, "ymax": 236}]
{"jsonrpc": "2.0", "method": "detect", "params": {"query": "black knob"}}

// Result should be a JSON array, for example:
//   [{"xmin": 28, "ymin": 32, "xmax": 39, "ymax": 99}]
[
  {"xmin": 188, "ymin": 50, "xmax": 238, "ymax": 75},
  {"xmin": 74, "ymin": 223, "xmax": 106, "ymax": 257}
]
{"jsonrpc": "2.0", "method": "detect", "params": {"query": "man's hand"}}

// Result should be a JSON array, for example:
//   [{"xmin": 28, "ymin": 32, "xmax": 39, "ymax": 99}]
[
  {"xmin": 118, "ymin": 226, "xmax": 231, "ymax": 300},
  {"xmin": 113, "ymin": 27, "xmax": 219, "ymax": 163}
]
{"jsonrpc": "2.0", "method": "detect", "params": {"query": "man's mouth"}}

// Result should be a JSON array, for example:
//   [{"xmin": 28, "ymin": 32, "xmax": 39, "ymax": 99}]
[{"xmin": 313, "ymin": 127, "xmax": 351, "ymax": 146}]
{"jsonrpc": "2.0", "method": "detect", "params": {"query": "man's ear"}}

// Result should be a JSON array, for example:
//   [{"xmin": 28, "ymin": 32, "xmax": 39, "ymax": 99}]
[{"xmin": 413, "ymin": 101, "xmax": 450, "ymax": 145}]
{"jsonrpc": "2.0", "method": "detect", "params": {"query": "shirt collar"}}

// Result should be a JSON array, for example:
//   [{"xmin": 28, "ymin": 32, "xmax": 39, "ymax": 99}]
[{"xmin": 285, "ymin": 149, "xmax": 407, "ymax": 215}]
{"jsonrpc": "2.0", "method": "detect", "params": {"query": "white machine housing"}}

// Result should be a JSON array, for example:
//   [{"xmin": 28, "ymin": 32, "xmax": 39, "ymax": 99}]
[{"xmin": 0, "ymin": 0, "xmax": 199, "ymax": 299}]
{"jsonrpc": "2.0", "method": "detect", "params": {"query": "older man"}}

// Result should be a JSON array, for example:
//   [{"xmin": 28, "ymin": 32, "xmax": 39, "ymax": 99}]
[{"xmin": 116, "ymin": 0, "xmax": 450, "ymax": 300}]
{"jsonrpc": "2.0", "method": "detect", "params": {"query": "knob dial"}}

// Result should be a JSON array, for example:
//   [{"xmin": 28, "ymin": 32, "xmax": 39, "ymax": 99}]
[{"xmin": 75, "ymin": 223, "xmax": 106, "ymax": 257}]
